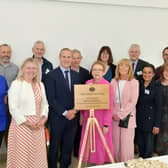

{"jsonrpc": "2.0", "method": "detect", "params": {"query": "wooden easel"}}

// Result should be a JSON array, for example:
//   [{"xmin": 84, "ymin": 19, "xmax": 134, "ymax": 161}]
[{"xmin": 77, "ymin": 109, "xmax": 115, "ymax": 168}]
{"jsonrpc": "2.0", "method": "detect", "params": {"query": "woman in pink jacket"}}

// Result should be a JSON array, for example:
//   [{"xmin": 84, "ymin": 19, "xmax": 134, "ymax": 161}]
[
  {"xmin": 111, "ymin": 58, "xmax": 139, "ymax": 162},
  {"xmin": 79, "ymin": 61, "xmax": 114, "ymax": 165}
]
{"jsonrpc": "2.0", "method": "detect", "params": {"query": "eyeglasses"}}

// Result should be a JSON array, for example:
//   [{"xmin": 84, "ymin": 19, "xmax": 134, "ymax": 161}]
[
  {"xmin": 163, "ymin": 54, "xmax": 168, "ymax": 57},
  {"xmin": 92, "ymin": 69, "xmax": 103, "ymax": 72}
]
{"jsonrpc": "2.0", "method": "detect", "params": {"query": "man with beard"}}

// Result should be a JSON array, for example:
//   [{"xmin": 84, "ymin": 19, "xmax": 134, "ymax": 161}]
[
  {"xmin": 0, "ymin": 44, "xmax": 18, "ymax": 147},
  {"xmin": 0, "ymin": 44, "xmax": 19, "ymax": 87},
  {"xmin": 155, "ymin": 46, "xmax": 168, "ymax": 80}
]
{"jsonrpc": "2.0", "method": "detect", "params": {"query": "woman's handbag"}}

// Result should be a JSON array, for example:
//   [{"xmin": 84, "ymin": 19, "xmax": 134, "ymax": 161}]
[
  {"xmin": 117, "ymin": 82, "xmax": 130, "ymax": 128},
  {"xmin": 118, "ymin": 114, "xmax": 130, "ymax": 128}
]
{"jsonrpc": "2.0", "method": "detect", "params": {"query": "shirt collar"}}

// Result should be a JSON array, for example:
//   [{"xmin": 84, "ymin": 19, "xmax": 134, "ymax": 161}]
[
  {"xmin": 60, "ymin": 65, "xmax": 70, "ymax": 73},
  {"xmin": 131, "ymin": 59, "xmax": 138, "ymax": 64}
]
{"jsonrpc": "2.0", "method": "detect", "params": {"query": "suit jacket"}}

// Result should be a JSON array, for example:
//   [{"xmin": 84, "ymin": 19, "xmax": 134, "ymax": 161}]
[
  {"xmin": 41, "ymin": 57, "xmax": 53, "ymax": 83},
  {"xmin": 136, "ymin": 79, "xmax": 162, "ymax": 131},
  {"xmin": 32, "ymin": 55, "xmax": 53, "ymax": 83},
  {"xmin": 79, "ymin": 66, "xmax": 90, "ymax": 84},
  {"xmin": 134, "ymin": 59, "xmax": 149, "ymax": 80},
  {"xmin": 45, "ymin": 67, "xmax": 80, "ymax": 119},
  {"xmin": 111, "ymin": 78, "xmax": 139, "ymax": 128}
]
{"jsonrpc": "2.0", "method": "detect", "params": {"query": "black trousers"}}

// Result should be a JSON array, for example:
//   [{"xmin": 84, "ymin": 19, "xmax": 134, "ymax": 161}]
[
  {"xmin": 136, "ymin": 128, "xmax": 154, "ymax": 158},
  {"xmin": 73, "ymin": 113, "xmax": 81, "ymax": 157},
  {"xmin": 0, "ymin": 131, "xmax": 5, "ymax": 147},
  {"xmin": 48, "ymin": 117, "xmax": 77, "ymax": 168}
]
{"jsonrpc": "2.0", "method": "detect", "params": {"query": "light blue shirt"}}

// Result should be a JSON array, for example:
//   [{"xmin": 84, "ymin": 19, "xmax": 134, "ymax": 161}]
[
  {"xmin": 59, "ymin": 65, "xmax": 71, "ymax": 116},
  {"xmin": 60, "ymin": 65, "xmax": 71, "ymax": 90}
]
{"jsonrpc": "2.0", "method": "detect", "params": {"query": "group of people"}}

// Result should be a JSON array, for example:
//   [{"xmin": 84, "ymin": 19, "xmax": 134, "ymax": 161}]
[{"xmin": 0, "ymin": 41, "xmax": 167, "ymax": 168}]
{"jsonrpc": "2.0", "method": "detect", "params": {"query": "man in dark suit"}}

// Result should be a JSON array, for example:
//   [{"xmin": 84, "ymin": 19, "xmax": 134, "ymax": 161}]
[
  {"xmin": 129, "ymin": 44, "xmax": 149, "ymax": 81},
  {"xmin": 71, "ymin": 49, "xmax": 90, "ymax": 84},
  {"xmin": 45, "ymin": 48, "xmax": 80, "ymax": 168},
  {"xmin": 155, "ymin": 46, "xmax": 168, "ymax": 80},
  {"xmin": 32, "ymin": 40, "xmax": 53, "ymax": 83},
  {"xmin": 71, "ymin": 49, "xmax": 90, "ymax": 157}
]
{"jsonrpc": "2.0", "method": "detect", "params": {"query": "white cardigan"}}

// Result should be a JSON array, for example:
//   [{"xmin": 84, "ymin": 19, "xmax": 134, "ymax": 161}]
[{"xmin": 8, "ymin": 80, "xmax": 49, "ymax": 125}]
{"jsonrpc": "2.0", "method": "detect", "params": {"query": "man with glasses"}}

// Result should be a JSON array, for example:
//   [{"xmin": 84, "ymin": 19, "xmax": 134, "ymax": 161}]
[{"xmin": 155, "ymin": 47, "xmax": 168, "ymax": 80}]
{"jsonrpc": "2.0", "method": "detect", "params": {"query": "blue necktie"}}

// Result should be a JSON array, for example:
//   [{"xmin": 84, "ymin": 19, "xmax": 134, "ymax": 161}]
[{"xmin": 65, "ymin": 70, "xmax": 70, "ymax": 90}]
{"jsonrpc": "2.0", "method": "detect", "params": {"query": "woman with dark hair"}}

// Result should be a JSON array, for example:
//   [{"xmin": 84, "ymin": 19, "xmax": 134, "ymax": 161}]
[
  {"xmin": 156, "ymin": 62, "xmax": 168, "ymax": 155},
  {"xmin": 97, "ymin": 46, "xmax": 116, "ymax": 82},
  {"xmin": 136, "ymin": 64, "xmax": 162, "ymax": 158}
]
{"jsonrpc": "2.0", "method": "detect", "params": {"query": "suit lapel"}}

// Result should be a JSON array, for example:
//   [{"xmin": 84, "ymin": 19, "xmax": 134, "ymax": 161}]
[{"xmin": 135, "ymin": 60, "xmax": 141, "ymax": 74}]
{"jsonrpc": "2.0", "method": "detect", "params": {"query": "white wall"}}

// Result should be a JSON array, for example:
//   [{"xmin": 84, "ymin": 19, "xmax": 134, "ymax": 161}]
[{"xmin": 0, "ymin": 0, "xmax": 168, "ymax": 69}]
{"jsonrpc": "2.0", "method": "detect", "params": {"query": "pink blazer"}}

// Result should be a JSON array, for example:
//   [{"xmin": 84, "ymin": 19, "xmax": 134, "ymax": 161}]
[{"xmin": 111, "ymin": 78, "xmax": 139, "ymax": 128}]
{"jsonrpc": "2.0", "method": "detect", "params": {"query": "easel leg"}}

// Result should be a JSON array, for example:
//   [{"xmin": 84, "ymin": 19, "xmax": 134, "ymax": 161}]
[
  {"xmin": 94, "ymin": 119, "xmax": 115, "ymax": 163},
  {"xmin": 78, "ymin": 119, "xmax": 91, "ymax": 168},
  {"xmin": 84, "ymin": 125, "xmax": 90, "ymax": 168}
]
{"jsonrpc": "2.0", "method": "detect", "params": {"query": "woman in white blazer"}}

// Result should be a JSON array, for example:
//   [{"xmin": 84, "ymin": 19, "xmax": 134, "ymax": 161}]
[{"xmin": 7, "ymin": 58, "xmax": 48, "ymax": 168}]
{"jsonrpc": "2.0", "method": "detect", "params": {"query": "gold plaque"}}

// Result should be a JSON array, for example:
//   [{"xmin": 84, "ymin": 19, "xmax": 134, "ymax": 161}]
[{"xmin": 74, "ymin": 84, "xmax": 110, "ymax": 110}]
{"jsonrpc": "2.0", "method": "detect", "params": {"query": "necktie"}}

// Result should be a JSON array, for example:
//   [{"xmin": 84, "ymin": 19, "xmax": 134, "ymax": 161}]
[
  {"xmin": 65, "ymin": 70, "xmax": 70, "ymax": 90},
  {"xmin": 132, "ymin": 63, "xmax": 135, "ymax": 72}
]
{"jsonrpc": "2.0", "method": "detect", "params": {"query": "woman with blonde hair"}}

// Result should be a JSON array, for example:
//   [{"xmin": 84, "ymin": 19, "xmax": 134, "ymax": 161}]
[
  {"xmin": 7, "ymin": 58, "xmax": 48, "ymax": 168},
  {"xmin": 111, "ymin": 58, "xmax": 139, "ymax": 162}
]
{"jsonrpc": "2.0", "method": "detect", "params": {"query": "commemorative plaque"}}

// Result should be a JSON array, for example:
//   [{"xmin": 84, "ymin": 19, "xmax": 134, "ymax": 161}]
[{"xmin": 74, "ymin": 84, "xmax": 110, "ymax": 110}]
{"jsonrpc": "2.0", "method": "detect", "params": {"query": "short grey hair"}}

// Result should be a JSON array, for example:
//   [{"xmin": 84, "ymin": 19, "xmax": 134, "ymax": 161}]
[
  {"xmin": 0, "ymin": 44, "xmax": 11, "ymax": 51},
  {"xmin": 33, "ymin": 40, "xmax": 45, "ymax": 48},
  {"xmin": 72, "ymin": 49, "xmax": 82, "ymax": 57},
  {"xmin": 129, "ymin": 44, "xmax": 140, "ymax": 51}
]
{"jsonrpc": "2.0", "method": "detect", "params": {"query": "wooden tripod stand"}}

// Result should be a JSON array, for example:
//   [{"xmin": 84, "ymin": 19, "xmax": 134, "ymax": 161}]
[{"xmin": 77, "ymin": 109, "xmax": 115, "ymax": 168}]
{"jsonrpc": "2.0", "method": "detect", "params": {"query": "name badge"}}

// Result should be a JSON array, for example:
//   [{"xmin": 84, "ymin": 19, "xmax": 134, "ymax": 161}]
[
  {"xmin": 145, "ymin": 89, "xmax": 150, "ymax": 95},
  {"xmin": 45, "ymin": 68, "xmax": 50, "ymax": 74},
  {"xmin": 137, "ymin": 71, "xmax": 142, "ymax": 76}
]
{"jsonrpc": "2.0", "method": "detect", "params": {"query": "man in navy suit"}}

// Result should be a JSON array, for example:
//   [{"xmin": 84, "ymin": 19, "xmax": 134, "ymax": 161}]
[
  {"xmin": 71, "ymin": 49, "xmax": 90, "ymax": 157},
  {"xmin": 45, "ymin": 48, "xmax": 80, "ymax": 168}
]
